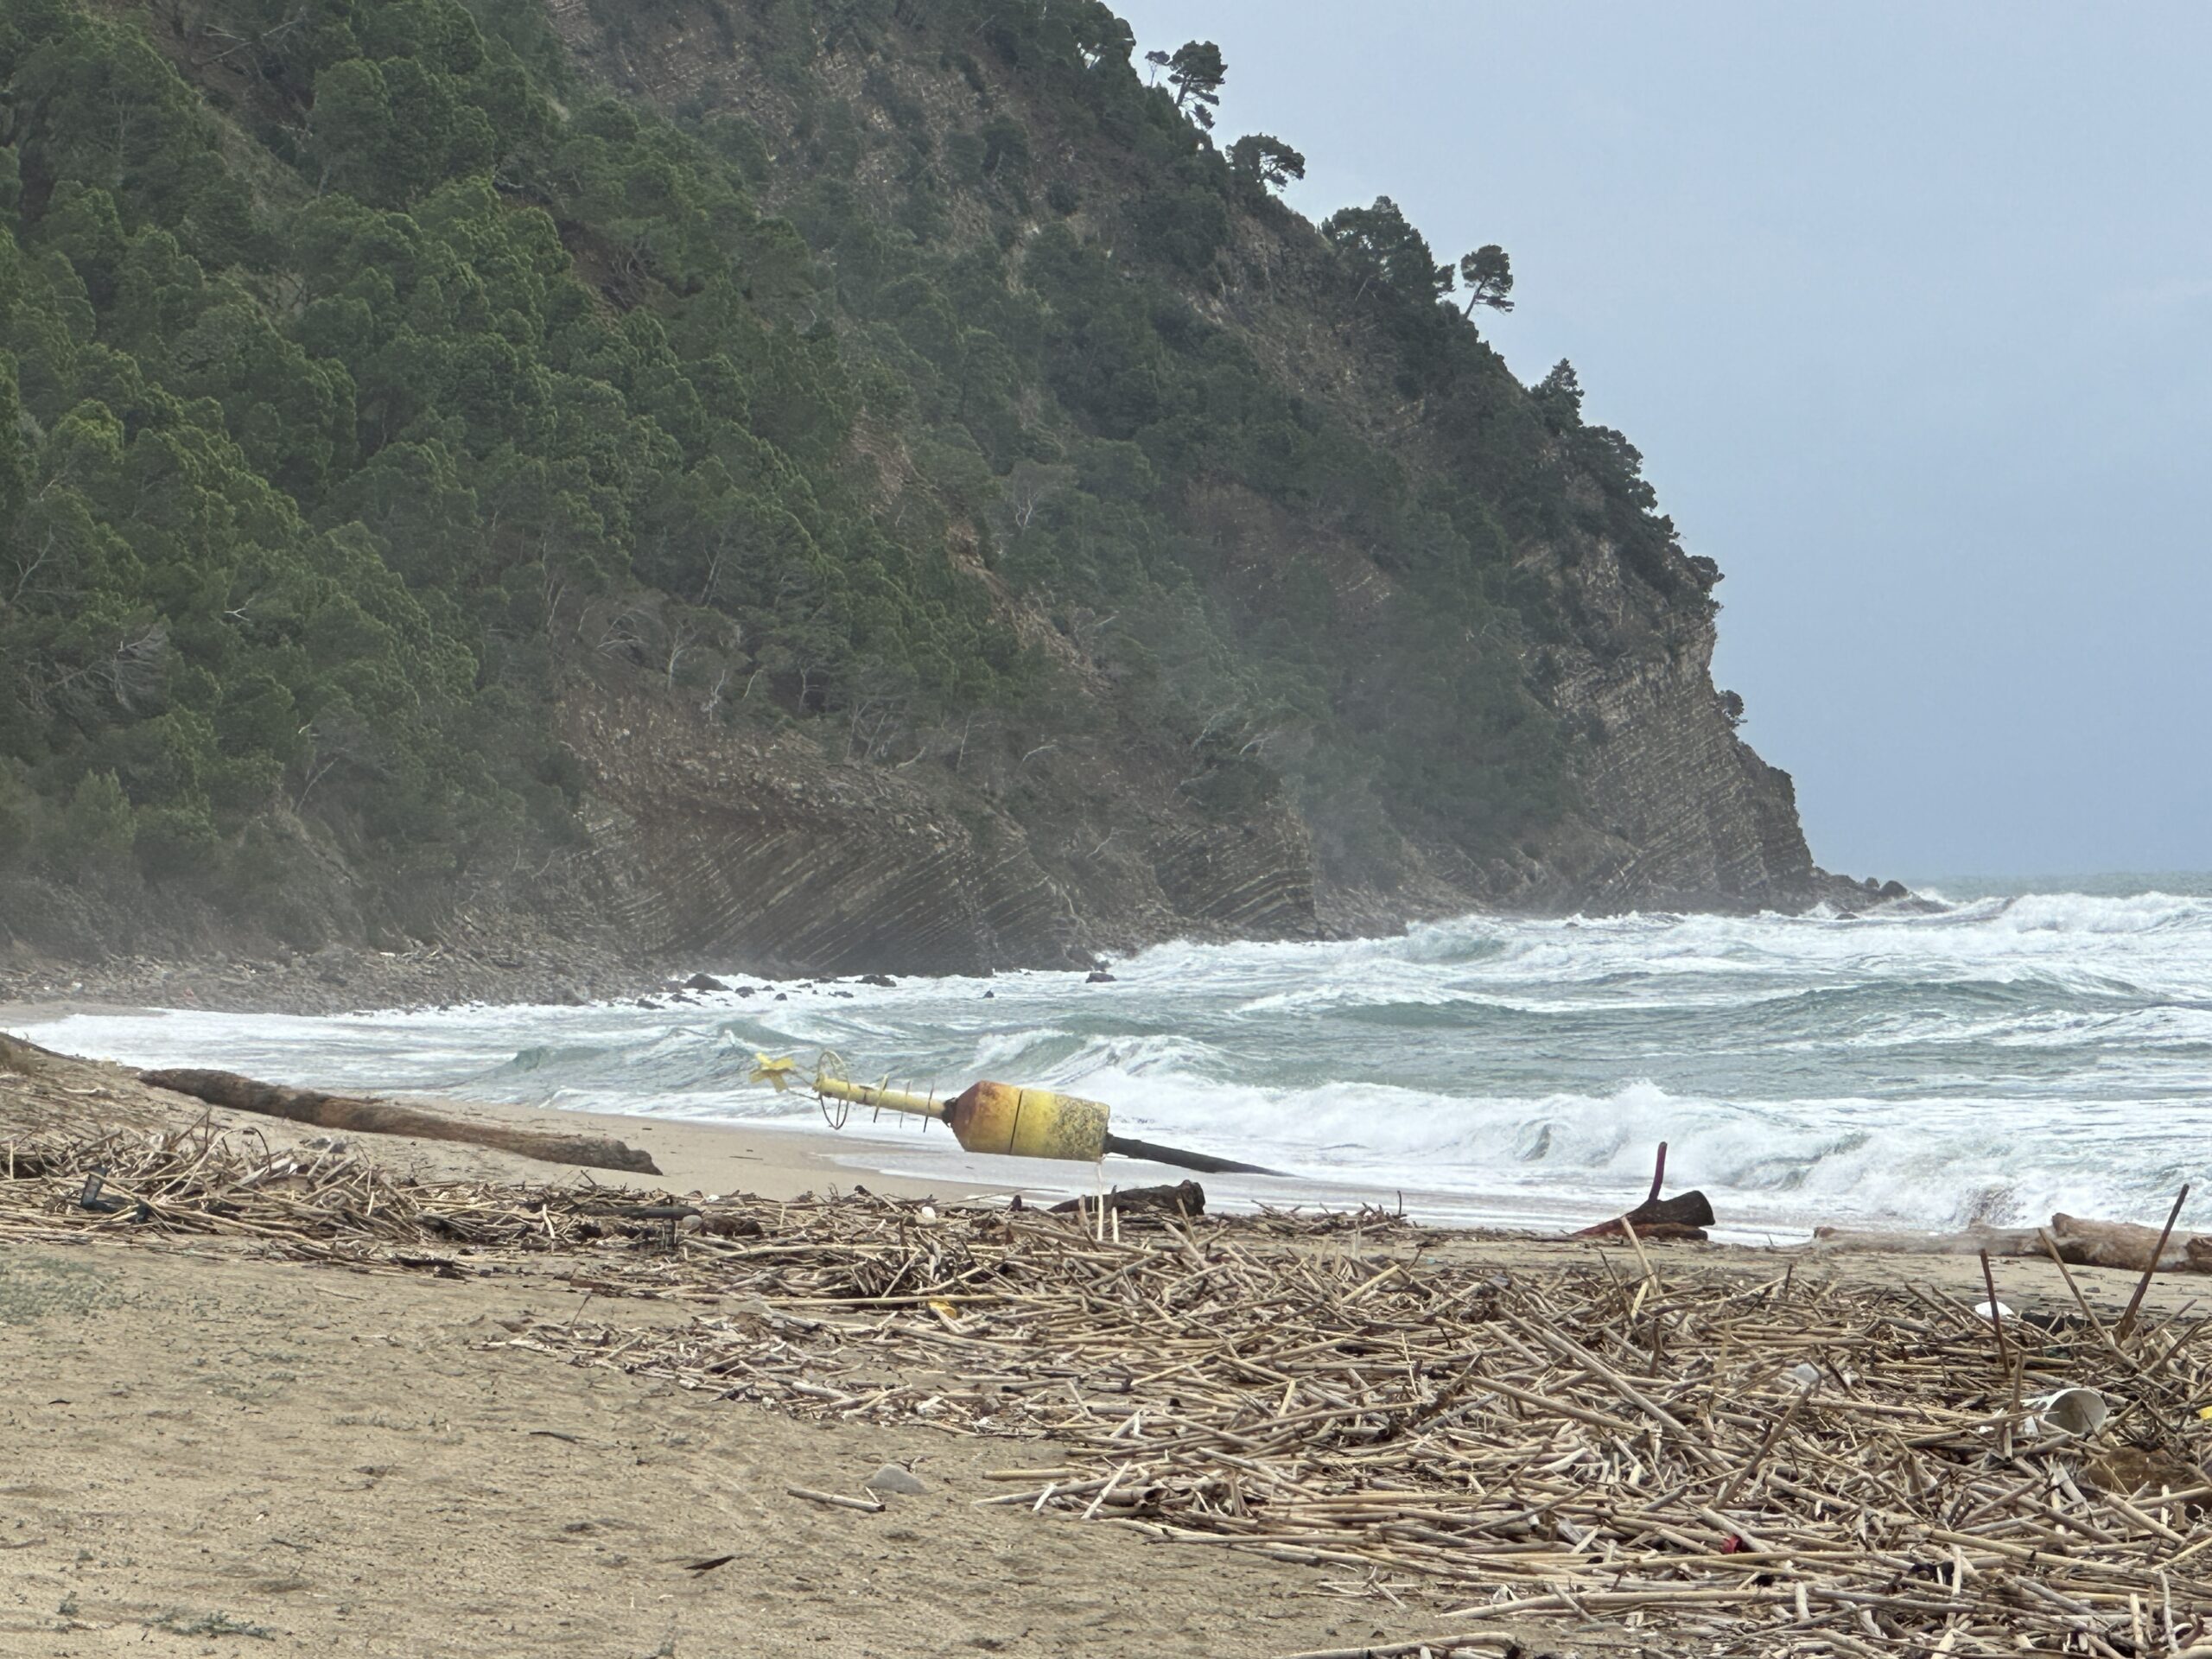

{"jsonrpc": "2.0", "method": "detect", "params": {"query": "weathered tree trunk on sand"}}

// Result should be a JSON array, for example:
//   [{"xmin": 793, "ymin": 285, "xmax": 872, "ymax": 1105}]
[
  {"xmin": 2050, "ymin": 1210, "xmax": 2196, "ymax": 1274},
  {"xmin": 140, "ymin": 1068, "xmax": 661, "ymax": 1175},
  {"xmin": 1572, "ymin": 1142, "xmax": 1715, "ymax": 1240},
  {"xmin": 1050, "ymin": 1180, "xmax": 1205, "ymax": 1217},
  {"xmin": 1806, "ymin": 1225, "xmax": 2045, "ymax": 1257},
  {"xmin": 1810, "ymin": 1212, "xmax": 2212, "ymax": 1274}
]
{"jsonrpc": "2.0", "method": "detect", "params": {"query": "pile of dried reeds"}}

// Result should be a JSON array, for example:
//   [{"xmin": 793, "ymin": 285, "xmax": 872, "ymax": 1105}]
[
  {"xmin": 0, "ymin": 1123, "xmax": 694, "ymax": 1274},
  {"xmin": 505, "ymin": 1206, "xmax": 2212, "ymax": 1654},
  {"xmin": 8, "ymin": 1125, "xmax": 2210, "ymax": 1654}
]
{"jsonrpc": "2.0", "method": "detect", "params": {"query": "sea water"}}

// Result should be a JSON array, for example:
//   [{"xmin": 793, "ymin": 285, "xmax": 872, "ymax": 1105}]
[{"xmin": 15, "ymin": 874, "xmax": 2212, "ymax": 1239}]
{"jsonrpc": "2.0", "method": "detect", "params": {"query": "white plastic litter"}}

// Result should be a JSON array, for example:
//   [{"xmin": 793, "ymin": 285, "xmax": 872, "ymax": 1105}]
[{"xmin": 2024, "ymin": 1387, "xmax": 2108, "ymax": 1440}]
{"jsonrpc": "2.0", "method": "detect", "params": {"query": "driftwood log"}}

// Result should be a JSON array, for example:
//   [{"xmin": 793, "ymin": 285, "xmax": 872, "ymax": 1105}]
[
  {"xmin": 1812, "ymin": 1202, "xmax": 2212, "ymax": 1276},
  {"xmin": 1049, "ymin": 1179, "xmax": 1205, "ymax": 1217},
  {"xmin": 140, "ymin": 1068, "xmax": 660, "ymax": 1175},
  {"xmin": 1805, "ymin": 1224, "xmax": 2042, "ymax": 1257},
  {"xmin": 1572, "ymin": 1142, "xmax": 1714, "ymax": 1240}
]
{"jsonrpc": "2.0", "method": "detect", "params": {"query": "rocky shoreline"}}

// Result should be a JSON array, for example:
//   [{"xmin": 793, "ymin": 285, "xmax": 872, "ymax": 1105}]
[
  {"xmin": 0, "ymin": 938, "xmax": 674, "ymax": 1018},
  {"xmin": 0, "ymin": 874, "xmax": 1916, "ymax": 1020}
]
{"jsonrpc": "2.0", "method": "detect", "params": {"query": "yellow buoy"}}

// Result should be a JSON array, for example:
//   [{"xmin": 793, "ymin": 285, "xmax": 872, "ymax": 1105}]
[
  {"xmin": 748, "ymin": 1051, "xmax": 1281, "ymax": 1175},
  {"xmin": 750, "ymin": 1052, "xmax": 1108, "ymax": 1162}
]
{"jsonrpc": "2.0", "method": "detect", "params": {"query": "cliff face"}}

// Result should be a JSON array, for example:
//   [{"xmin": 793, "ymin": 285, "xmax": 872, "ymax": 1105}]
[
  {"xmin": 1521, "ymin": 580, "xmax": 1821, "ymax": 910},
  {"xmin": 560, "ymin": 684, "xmax": 1320, "ymax": 976},
  {"xmin": 0, "ymin": 0, "xmax": 1862, "ymax": 988},
  {"xmin": 518, "ymin": 0, "xmax": 1847, "ymax": 964}
]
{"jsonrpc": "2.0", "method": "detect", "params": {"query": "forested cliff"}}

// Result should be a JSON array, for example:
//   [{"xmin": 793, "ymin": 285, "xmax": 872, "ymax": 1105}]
[{"xmin": 0, "ymin": 0, "xmax": 1860, "ymax": 976}]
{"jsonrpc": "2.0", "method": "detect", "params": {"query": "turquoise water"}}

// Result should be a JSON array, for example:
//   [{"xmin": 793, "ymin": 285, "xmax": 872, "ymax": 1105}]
[{"xmin": 16, "ymin": 876, "xmax": 2212, "ymax": 1237}]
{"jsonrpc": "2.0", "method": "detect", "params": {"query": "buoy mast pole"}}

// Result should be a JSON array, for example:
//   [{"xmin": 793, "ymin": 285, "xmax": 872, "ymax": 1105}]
[
  {"xmin": 751, "ymin": 1053, "xmax": 945, "ymax": 1124},
  {"xmin": 810, "ymin": 1075, "xmax": 948, "ymax": 1122}
]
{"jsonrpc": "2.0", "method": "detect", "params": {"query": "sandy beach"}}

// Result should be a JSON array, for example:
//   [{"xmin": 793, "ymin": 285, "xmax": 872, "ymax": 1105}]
[
  {"xmin": 294, "ymin": 1087, "xmax": 1020, "ymax": 1208},
  {"xmin": 6, "ymin": 1028, "xmax": 2211, "ymax": 1657},
  {"xmin": 0, "ymin": 995, "xmax": 1019, "ymax": 1205},
  {"xmin": 0, "ymin": 1037, "xmax": 1564, "ymax": 1658}
]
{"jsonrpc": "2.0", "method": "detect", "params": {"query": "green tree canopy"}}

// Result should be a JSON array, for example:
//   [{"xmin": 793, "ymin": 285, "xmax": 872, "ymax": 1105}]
[
  {"xmin": 1228, "ymin": 134, "xmax": 1305, "ymax": 196},
  {"xmin": 1150, "ymin": 40, "xmax": 1225, "ymax": 128},
  {"xmin": 1323, "ymin": 197, "xmax": 1452, "ymax": 306},
  {"xmin": 1458, "ymin": 245, "xmax": 1515, "ymax": 314}
]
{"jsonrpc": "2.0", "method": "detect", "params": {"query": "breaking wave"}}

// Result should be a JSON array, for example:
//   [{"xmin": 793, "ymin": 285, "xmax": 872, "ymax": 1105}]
[{"xmin": 16, "ymin": 874, "xmax": 2212, "ymax": 1237}]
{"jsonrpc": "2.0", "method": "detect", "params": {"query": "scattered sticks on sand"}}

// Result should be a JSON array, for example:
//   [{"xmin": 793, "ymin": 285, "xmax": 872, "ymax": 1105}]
[{"xmin": 6, "ymin": 1124, "xmax": 2212, "ymax": 1654}]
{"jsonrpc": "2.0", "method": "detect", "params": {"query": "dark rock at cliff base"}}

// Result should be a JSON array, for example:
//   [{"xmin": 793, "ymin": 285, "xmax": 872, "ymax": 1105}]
[
  {"xmin": 1086, "ymin": 970, "xmax": 1117, "ymax": 984},
  {"xmin": 683, "ymin": 973, "xmax": 726, "ymax": 992},
  {"xmin": 856, "ymin": 973, "xmax": 896, "ymax": 988}
]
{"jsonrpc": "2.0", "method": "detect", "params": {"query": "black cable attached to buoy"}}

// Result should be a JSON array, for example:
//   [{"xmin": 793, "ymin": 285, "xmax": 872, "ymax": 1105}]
[{"xmin": 1103, "ymin": 1133, "xmax": 1285, "ymax": 1178}]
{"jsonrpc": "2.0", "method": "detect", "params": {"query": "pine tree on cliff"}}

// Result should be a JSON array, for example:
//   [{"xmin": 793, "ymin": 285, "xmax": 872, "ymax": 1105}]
[
  {"xmin": 1459, "ymin": 245, "xmax": 1515, "ymax": 314},
  {"xmin": 1144, "ymin": 41, "xmax": 1226, "ymax": 128}
]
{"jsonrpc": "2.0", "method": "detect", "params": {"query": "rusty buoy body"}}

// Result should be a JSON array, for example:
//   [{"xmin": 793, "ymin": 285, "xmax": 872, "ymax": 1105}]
[{"xmin": 944, "ymin": 1080, "xmax": 1111, "ymax": 1161}]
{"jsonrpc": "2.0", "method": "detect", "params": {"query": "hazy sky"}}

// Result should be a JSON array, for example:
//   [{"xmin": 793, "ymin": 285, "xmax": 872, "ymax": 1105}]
[{"xmin": 1112, "ymin": 2, "xmax": 2211, "ymax": 879}]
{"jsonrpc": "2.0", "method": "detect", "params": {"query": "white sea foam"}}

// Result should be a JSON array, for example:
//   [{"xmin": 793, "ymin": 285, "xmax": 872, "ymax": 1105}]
[{"xmin": 13, "ymin": 879, "xmax": 2212, "ymax": 1236}]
